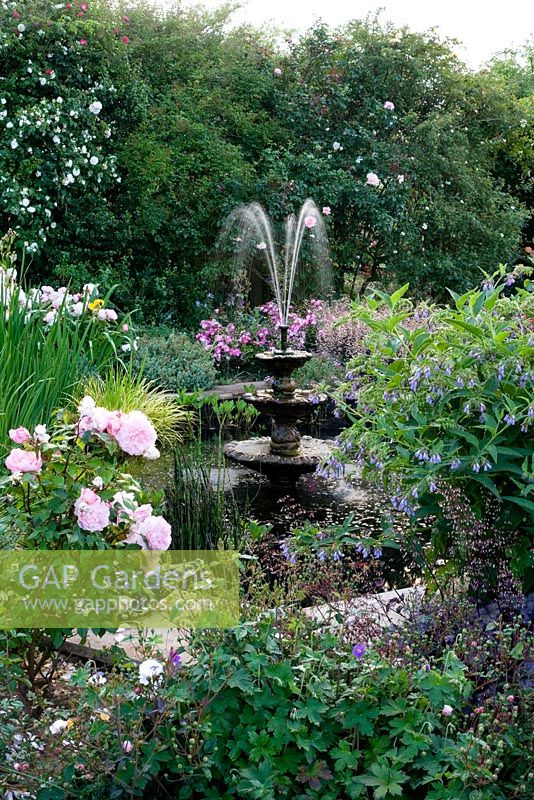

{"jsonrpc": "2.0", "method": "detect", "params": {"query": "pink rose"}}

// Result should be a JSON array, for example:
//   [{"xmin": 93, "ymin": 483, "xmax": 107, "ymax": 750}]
[
  {"xmin": 273, "ymin": 67, "xmax": 282, "ymax": 77},
  {"xmin": 133, "ymin": 503, "xmax": 153, "ymax": 524},
  {"xmin": 97, "ymin": 308, "xmax": 118, "ymax": 322},
  {"xmin": 322, "ymin": 206, "xmax": 331, "ymax": 216},
  {"xmin": 9, "ymin": 427, "xmax": 31, "ymax": 444},
  {"xmin": 136, "ymin": 515, "xmax": 172, "ymax": 550},
  {"xmin": 121, "ymin": 323, "xmax": 129, "ymax": 332},
  {"xmin": 106, "ymin": 410, "xmax": 124, "ymax": 437},
  {"xmin": 365, "ymin": 172, "xmax": 381, "ymax": 187},
  {"xmin": 74, "ymin": 488, "xmax": 110, "ymax": 532},
  {"xmin": 383, "ymin": 100, "xmax": 395, "ymax": 111},
  {"xmin": 5, "ymin": 448, "xmax": 42, "ymax": 474},
  {"xmin": 79, "ymin": 39, "xmax": 87, "ymax": 45},
  {"xmin": 441, "ymin": 705, "xmax": 453, "ymax": 717},
  {"xmin": 78, "ymin": 405, "xmax": 110, "ymax": 435},
  {"xmin": 304, "ymin": 215, "xmax": 316, "ymax": 229},
  {"xmin": 113, "ymin": 411, "xmax": 157, "ymax": 457}
]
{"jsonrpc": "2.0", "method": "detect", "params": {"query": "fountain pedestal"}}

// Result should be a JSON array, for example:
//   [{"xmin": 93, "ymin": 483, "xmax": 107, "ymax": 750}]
[{"xmin": 223, "ymin": 350, "xmax": 331, "ymax": 486}]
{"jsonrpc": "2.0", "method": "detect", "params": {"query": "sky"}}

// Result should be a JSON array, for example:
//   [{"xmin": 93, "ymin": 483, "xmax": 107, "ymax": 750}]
[{"xmin": 168, "ymin": 0, "xmax": 534, "ymax": 68}]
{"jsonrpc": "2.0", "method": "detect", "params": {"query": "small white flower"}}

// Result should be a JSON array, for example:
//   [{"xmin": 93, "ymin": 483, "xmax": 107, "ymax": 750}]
[
  {"xmin": 89, "ymin": 100, "xmax": 102, "ymax": 115},
  {"xmin": 17, "ymin": 23, "xmax": 26, "ymax": 33},
  {"xmin": 143, "ymin": 446, "xmax": 160, "ymax": 460},
  {"xmin": 34, "ymin": 424, "xmax": 50, "ymax": 443},
  {"xmin": 6, "ymin": 121, "xmax": 14, "ymax": 128},
  {"xmin": 138, "ymin": 659, "xmax": 164, "ymax": 685},
  {"xmin": 89, "ymin": 156, "xmax": 99, "ymax": 166},
  {"xmin": 49, "ymin": 720, "xmax": 68, "ymax": 735},
  {"xmin": 10, "ymin": 139, "xmax": 18, "ymax": 149},
  {"xmin": 92, "ymin": 476, "xmax": 104, "ymax": 489}
]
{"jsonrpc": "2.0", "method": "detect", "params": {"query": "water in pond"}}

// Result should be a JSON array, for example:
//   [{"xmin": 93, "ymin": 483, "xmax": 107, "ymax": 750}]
[{"xmin": 135, "ymin": 414, "xmax": 424, "ymax": 593}]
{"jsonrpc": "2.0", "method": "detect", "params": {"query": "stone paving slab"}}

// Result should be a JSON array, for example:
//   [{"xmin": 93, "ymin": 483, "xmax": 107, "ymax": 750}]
[{"xmin": 67, "ymin": 586, "xmax": 423, "ymax": 664}]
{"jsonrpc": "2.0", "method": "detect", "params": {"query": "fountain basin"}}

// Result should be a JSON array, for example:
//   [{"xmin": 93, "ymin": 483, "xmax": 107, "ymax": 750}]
[{"xmin": 224, "ymin": 436, "xmax": 332, "ymax": 486}]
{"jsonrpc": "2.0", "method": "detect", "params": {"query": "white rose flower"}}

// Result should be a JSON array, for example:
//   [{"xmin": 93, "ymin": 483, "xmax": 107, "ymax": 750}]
[
  {"xmin": 89, "ymin": 101, "xmax": 103, "ymax": 115},
  {"xmin": 139, "ymin": 659, "xmax": 164, "ymax": 685},
  {"xmin": 49, "ymin": 720, "xmax": 68, "ymax": 735}
]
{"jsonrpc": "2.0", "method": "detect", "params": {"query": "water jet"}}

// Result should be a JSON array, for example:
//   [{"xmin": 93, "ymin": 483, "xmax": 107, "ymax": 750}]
[{"xmin": 223, "ymin": 199, "xmax": 333, "ymax": 486}]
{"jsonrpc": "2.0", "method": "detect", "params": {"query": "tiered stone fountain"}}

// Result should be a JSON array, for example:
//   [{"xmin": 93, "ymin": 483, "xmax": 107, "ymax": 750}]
[{"xmin": 223, "ymin": 200, "xmax": 332, "ymax": 486}]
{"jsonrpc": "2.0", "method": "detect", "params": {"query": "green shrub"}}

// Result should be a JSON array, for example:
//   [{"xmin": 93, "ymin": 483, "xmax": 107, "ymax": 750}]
[
  {"xmin": 135, "ymin": 331, "xmax": 217, "ymax": 392},
  {"xmin": 333, "ymin": 267, "xmax": 534, "ymax": 591},
  {"xmin": 6, "ymin": 611, "xmax": 530, "ymax": 799}
]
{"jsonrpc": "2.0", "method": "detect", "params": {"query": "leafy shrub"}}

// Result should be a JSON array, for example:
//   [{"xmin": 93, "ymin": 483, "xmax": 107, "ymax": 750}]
[
  {"xmin": 135, "ymin": 331, "xmax": 217, "ymax": 392},
  {"xmin": 1, "ymin": 2, "xmax": 530, "ymax": 321},
  {"xmin": 3, "ymin": 612, "xmax": 531, "ymax": 799},
  {"xmin": 0, "ymin": 399, "xmax": 170, "ymax": 550},
  {"xmin": 333, "ymin": 267, "xmax": 534, "ymax": 590}
]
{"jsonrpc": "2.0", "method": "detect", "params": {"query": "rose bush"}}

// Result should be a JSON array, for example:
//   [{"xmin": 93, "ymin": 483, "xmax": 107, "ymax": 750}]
[{"xmin": 0, "ymin": 396, "xmax": 171, "ymax": 550}]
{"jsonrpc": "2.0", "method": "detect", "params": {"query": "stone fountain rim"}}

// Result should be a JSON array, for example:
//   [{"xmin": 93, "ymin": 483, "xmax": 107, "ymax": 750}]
[{"xmin": 255, "ymin": 349, "xmax": 313, "ymax": 362}]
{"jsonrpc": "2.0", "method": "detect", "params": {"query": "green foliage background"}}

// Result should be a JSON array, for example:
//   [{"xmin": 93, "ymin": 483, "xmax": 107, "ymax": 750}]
[{"xmin": 1, "ymin": 0, "xmax": 532, "ymax": 324}]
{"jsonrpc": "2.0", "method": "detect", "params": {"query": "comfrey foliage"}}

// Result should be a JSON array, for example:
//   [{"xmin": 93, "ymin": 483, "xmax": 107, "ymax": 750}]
[
  {"xmin": 334, "ymin": 267, "xmax": 534, "ymax": 588},
  {"xmin": 0, "ymin": 397, "xmax": 171, "ymax": 550}
]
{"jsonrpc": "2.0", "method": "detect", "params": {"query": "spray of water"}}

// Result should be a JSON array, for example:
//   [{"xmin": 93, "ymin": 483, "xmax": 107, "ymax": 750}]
[{"xmin": 219, "ymin": 199, "xmax": 331, "ymax": 347}]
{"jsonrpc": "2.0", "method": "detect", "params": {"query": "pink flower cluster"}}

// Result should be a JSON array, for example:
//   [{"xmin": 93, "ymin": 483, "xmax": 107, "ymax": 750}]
[
  {"xmin": 196, "ymin": 319, "xmax": 246, "ymax": 362},
  {"xmin": 5, "ymin": 424, "xmax": 51, "ymax": 476},
  {"xmin": 73, "ymin": 485, "xmax": 171, "ymax": 548},
  {"xmin": 196, "ymin": 300, "xmax": 321, "ymax": 363},
  {"xmin": 78, "ymin": 396, "xmax": 159, "ymax": 458}
]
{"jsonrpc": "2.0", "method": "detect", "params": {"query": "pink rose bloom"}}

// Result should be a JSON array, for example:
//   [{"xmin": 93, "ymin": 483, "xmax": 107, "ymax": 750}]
[
  {"xmin": 365, "ymin": 172, "xmax": 381, "ymax": 187},
  {"xmin": 44, "ymin": 310, "xmax": 57, "ymax": 325},
  {"xmin": 383, "ymin": 100, "xmax": 395, "ymax": 111},
  {"xmin": 106, "ymin": 410, "xmax": 124, "ymax": 437},
  {"xmin": 121, "ymin": 35, "xmax": 129, "ymax": 43},
  {"xmin": 9, "ymin": 427, "xmax": 31, "ymax": 444},
  {"xmin": 114, "ymin": 411, "xmax": 157, "ymax": 456},
  {"xmin": 441, "ymin": 705, "xmax": 453, "ymax": 717},
  {"xmin": 5, "ymin": 448, "xmax": 42, "ymax": 474},
  {"xmin": 273, "ymin": 67, "xmax": 282, "ymax": 76},
  {"xmin": 74, "ymin": 488, "xmax": 110, "ymax": 532},
  {"xmin": 144, "ymin": 446, "xmax": 160, "ymax": 460},
  {"xmin": 304, "ymin": 215, "xmax": 316, "ymax": 229},
  {"xmin": 133, "ymin": 504, "xmax": 153, "ymax": 524},
  {"xmin": 322, "ymin": 206, "xmax": 331, "ymax": 216},
  {"xmin": 97, "ymin": 308, "xmax": 118, "ymax": 322},
  {"xmin": 136, "ymin": 515, "xmax": 172, "ymax": 550},
  {"xmin": 79, "ymin": 39, "xmax": 87, "ymax": 45},
  {"xmin": 71, "ymin": 301, "xmax": 84, "ymax": 317},
  {"xmin": 122, "ymin": 323, "xmax": 129, "ymax": 332},
  {"xmin": 78, "ymin": 405, "xmax": 110, "ymax": 435}
]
